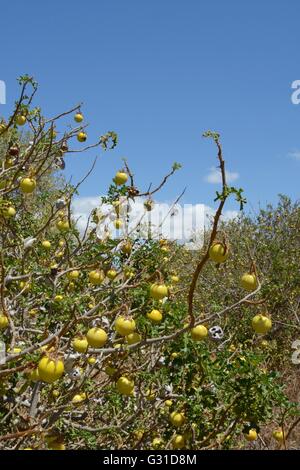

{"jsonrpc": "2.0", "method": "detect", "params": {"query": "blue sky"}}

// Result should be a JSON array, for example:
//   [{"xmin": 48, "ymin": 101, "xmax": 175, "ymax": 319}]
[{"xmin": 1, "ymin": 0, "xmax": 300, "ymax": 216}]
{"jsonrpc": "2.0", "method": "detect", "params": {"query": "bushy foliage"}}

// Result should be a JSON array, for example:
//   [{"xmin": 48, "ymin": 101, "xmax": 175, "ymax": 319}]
[{"xmin": 0, "ymin": 78, "xmax": 299, "ymax": 450}]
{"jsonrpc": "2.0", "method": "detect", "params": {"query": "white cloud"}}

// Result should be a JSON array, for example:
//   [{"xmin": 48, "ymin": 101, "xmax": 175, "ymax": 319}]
[
  {"xmin": 287, "ymin": 150, "xmax": 300, "ymax": 160},
  {"xmin": 204, "ymin": 166, "xmax": 239, "ymax": 184},
  {"xmin": 72, "ymin": 197, "xmax": 239, "ymax": 249}
]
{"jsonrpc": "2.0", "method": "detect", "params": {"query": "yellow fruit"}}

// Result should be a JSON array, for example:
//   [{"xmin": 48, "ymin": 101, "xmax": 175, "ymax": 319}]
[
  {"xmin": 121, "ymin": 241, "xmax": 132, "ymax": 254},
  {"xmin": 54, "ymin": 295, "xmax": 64, "ymax": 302},
  {"xmin": 152, "ymin": 437, "xmax": 163, "ymax": 449},
  {"xmin": 114, "ymin": 171, "xmax": 128, "ymax": 185},
  {"xmin": 67, "ymin": 270, "xmax": 80, "ymax": 280},
  {"xmin": 191, "ymin": 325, "xmax": 208, "ymax": 341},
  {"xmin": 244, "ymin": 429, "xmax": 257, "ymax": 441},
  {"xmin": 272, "ymin": 429, "xmax": 285, "ymax": 442},
  {"xmin": 105, "ymin": 365, "xmax": 116, "ymax": 376},
  {"xmin": 52, "ymin": 390, "xmax": 60, "ymax": 398},
  {"xmin": 56, "ymin": 219, "xmax": 69, "ymax": 232},
  {"xmin": 164, "ymin": 400, "xmax": 173, "ymax": 407},
  {"xmin": 77, "ymin": 131, "xmax": 87, "ymax": 142},
  {"xmin": 147, "ymin": 309, "xmax": 163, "ymax": 323},
  {"xmin": 115, "ymin": 316, "xmax": 136, "ymax": 336},
  {"xmin": 134, "ymin": 429, "xmax": 144, "ymax": 440},
  {"xmin": 126, "ymin": 332, "xmax": 141, "ymax": 345},
  {"xmin": 89, "ymin": 270, "xmax": 105, "ymax": 285},
  {"xmin": 252, "ymin": 314, "xmax": 272, "ymax": 334},
  {"xmin": 74, "ymin": 113, "xmax": 83, "ymax": 123},
  {"xmin": 38, "ymin": 357, "xmax": 64, "ymax": 384},
  {"xmin": 20, "ymin": 177, "xmax": 36, "ymax": 194},
  {"xmin": 72, "ymin": 393, "xmax": 86, "ymax": 404},
  {"xmin": 170, "ymin": 411, "xmax": 185, "ymax": 427},
  {"xmin": 86, "ymin": 327, "xmax": 108, "ymax": 348},
  {"xmin": 58, "ymin": 240, "xmax": 65, "ymax": 247},
  {"xmin": 116, "ymin": 376, "xmax": 134, "ymax": 395},
  {"xmin": 260, "ymin": 339, "xmax": 269, "ymax": 348},
  {"xmin": 209, "ymin": 242, "xmax": 229, "ymax": 263},
  {"xmin": 88, "ymin": 356, "xmax": 96, "ymax": 365},
  {"xmin": 170, "ymin": 352, "xmax": 179, "ymax": 359},
  {"xmin": 42, "ymin": 240, "xmax": 51, "ymax": 250},
  {"xmin": 16, "ymin": 115, "xmax": 26, "ymax": 126},
  {"xmin": 172, "ymin": 434, "xmax": 185, "ymax": 449},
  {"xmin": 240, "ymin": 273, "xmax": 258, "ymax": 292},
  {"xmin": 150, "ymin": 283, "xmax": 168, "ymax": 300},
  {"xmin": 145, "ymin": 389, "xmax": 156, "ymax": 400},
  {"xmin": 29, "ymin": 308, "xmax": 38, "ymax": 316},
  {"xmin": 72, "ymin": 337, "xmax": 88, "ymax": 353},
  {"xmin": 114, "ymin": 219, "xmax": 123, "ymax": 229},
  {"xmin": 3, "ymin": 206, "xmax": 16, "ymax": 218},
  {"xmin": 0, "ymin": 315, "xmax": 9, "ymax": 329},
  {"xmin": 171, "ymin": 275, "xmax": 179, "ymax": 283},
  {"xmin": 124, "ymin": 268, "xmax": 134, "ymax": 279},
  {"xmin": 48, "ymin": 441, "xmax": 66, "ymax": 450},
  {"xmin": 28, "ymin": 368, "xmax": 40, "ymax": 382},
  {"xmin": 107, "ymin": 269, "xmax": 117, "ymax": 280}
]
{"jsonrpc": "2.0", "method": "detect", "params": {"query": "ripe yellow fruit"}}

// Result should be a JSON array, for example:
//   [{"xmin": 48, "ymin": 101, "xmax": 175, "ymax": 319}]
[
  {"xmin": 191, "ymin": 325, "xmax": 208, "ymax": 341},
  {"xmin": 88, "ymin": 356, "xmax": 96, "ymax": 365},
  {"xmin": 272, "ymin": 429, "xmax": 285, "ymax": 442},
  {"xmin": 0, "ymin": 315, "xmax": 9, "ymax": 329},
  {"xmin": 133, "ymin": 429, "xmax": 144, "ymax": 440},
  {"xmin": 3, "ymin": 206, "xmax": 16, "ymax": 218},
  {"xmin": 38, "ymin": 357, "xmax": 64, "ymax": 384},
  {"xmin": 171, "ymin": 275, "xmax": 179, "ymax": 283},
  {"xmin": 121, "ymin": 241, "xmax": 132, "ymax": 254},
  {"xmin": 244, "ymin": 428, "xmax": 257, "ymax": 441},
  {"xmin": 152, "ymin": 437, "xmax": 163, "ymax": 449},
  {"xmin": 74, "ymin": 113, "xmax": 84, "ymax": 123},
  {"xmin": 116, "ymin": 376, "xmax": 134, "ymax": 395},
  {"xmin": 150, "ymin": 283, "xmax": 168, "ymax": 300},
  {"xmin": 77, "ymin": 131, "xmax": 87, "ymax": 142},
  {"xmin": 20, "ymin": 177, "xmax": 36, "ymax": 194},
  {"xmin": 170, "ymin": 411, "xmax": 185, "ymax": 427},
  {"xmin": 164, "ymin": 399, "xmax": 173, "ymax": 407},
  {"xmin": 16, "ymin": 115, "xmax": 26, "ymax": 126},
  {"xmin": 52, "ymin": 390, "xmax": 60, "ymax": 398},
  {"xmin": 72, "ymin": 393, "xmax": 86, "ymax": 404},
  {"xmin": 147, "ymin": 309, "xmax": 163, "ymax": 323},
  {"xmin": 126, "ymin": 332, "xmax": 141, "ymax": 345},
  {"xmin": 114, "ymin": 171, "xmax": 128, "ymax": 185},
  {"xmin": 89, "ymin": 270, "xmax": 105, "ymax": 285},
  {"xmin": 42, "ymin": 240, "xmax": 51, "ymax": 250},
  {"xmin": 54, "ymin": 295, "xmax": 64, "ymax": 302},
  {"xmin": 107, "ymin": 269, "xmax": 117, "ymax": 280},
  {"xmin": 56, "ymin": 219, "xmax": 70, "ymax": 231},
  {"xmin": 67, "ymin": 270, "xmax": 80, "ymax": 280},
  {"xmin": 114, "ymin": 219, "xmax": 123, "ymax": 229},
  {"xmin": 115, "ymin": 316, "xmax": 136, "ymax": 336},
  {"xmin": 72, "ymin": 337, "xmax": 88, "ymax": 353},
  {"xmin": 240, "ymin": 273, "xmax": 258, "ymax": 292},
  {"xmin": 28, "ymin": 368, "xmax": 40, "ymax": 382},
  {"xmin": 209, "ymin": 242, "xmax": 229, "ymax": 263},
  {"xmin": 252, "ymin": 314, "xmax": 272, "ymax": 334},
  {"xmin": 86, "ymin": 327, "xmax": 108, "ymax": 348},
  {"xmin": 145, "ymin": 389, "xmax": 156, "ymax": 400},
  {"xmin": 172, "ymin": 434, "xmax": 185, "ymax": 449}
]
